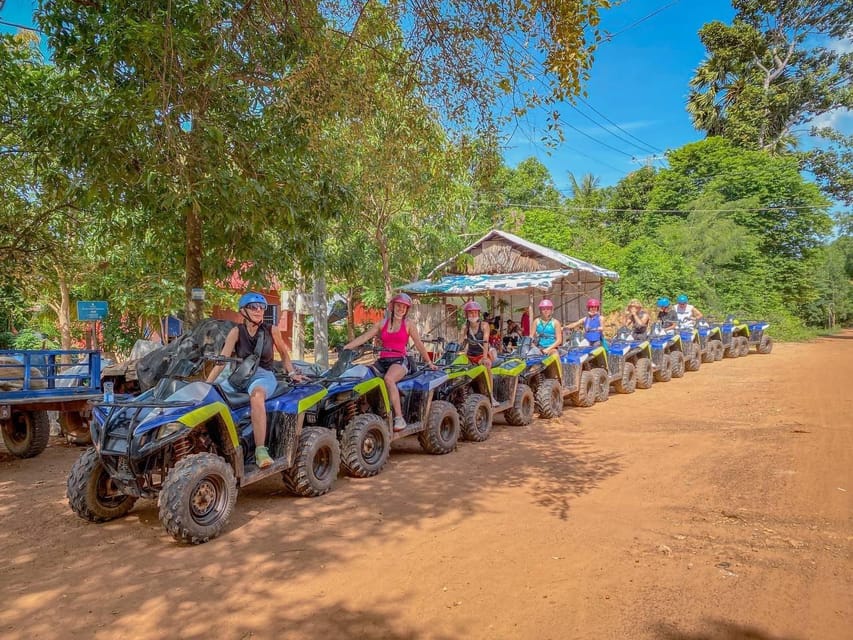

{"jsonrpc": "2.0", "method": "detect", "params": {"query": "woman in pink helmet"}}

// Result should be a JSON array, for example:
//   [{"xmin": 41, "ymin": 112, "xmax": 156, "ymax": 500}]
[
  {"xmin": 344, "ymin": 292, "xmax": 436, "ymax": 431},
  {"xmin": 566, "ymin": 298, "xmax": 604, "ymax": 346},
  {"xmin": 461, "ymin": 300, "xmax": 495, "ymax": 366},
  {"xmin": 532, "ymin": 299, "xmax": 563, "ymax": 354}
]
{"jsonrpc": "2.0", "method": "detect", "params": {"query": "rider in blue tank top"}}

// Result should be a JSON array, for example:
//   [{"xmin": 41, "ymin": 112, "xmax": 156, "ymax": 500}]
[
  {"xmin": 567, "ymin": 298, "xmax": 605, "ymax": 346},
  {"xmin": 533, "ymin": 299, "xmax": 563, "ymax": 354}
]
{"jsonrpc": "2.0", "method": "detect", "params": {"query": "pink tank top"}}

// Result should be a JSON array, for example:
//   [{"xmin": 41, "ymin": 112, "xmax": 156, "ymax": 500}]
[{"xmin": 380, "ymin": 318, "xmax": 409, "ymax": 358}]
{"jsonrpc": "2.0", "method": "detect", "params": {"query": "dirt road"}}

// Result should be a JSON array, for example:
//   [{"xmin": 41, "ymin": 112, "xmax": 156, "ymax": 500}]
[{"xmin": 1, "ymin": 333, "xmax": 850, "ymax": 640}]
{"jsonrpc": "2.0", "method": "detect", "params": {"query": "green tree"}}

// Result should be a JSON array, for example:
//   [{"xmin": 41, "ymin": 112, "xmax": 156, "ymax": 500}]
[
  {"xmin": 801, "ymin": 128, "xmax": 853, "ymax": 207},
  {"xmin": 687, "ymin": 0, "xmax": 852, "ymax": 151}
]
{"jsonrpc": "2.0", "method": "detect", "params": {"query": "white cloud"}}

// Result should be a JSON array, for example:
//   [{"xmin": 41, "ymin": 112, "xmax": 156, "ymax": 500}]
[
  {"xmin": 809, "ymin": 108, "xmax": 853, "ymax": 132},
  {"xmin": 826, "ymin": 37, "xmax": 853, "ymax": 55}
]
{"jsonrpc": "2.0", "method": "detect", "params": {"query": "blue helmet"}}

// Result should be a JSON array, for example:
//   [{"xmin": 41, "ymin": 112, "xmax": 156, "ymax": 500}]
[
  {"xmin": 676, "ymin": 294, "xmax": 689, "ymax": 304},
  {"xmin": 657, "ymin": 297, "xmax": 671, "ymax": 308},
  {"xmin": 238, "ymin": 291, "xmax": 267, "ymax": 310}
]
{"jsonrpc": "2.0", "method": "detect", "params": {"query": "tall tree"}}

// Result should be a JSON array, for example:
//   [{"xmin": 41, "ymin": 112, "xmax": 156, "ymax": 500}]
[{"xmin": 687, "ymin": 0, "xmax": 852, "ymax": 151}]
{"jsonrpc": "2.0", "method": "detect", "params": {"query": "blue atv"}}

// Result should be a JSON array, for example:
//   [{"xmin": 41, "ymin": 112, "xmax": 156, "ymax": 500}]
[
  {"xmin": 648, "ymin": 322, "xmax": 686, "ymax": 382},
  {"xmin": 511, "ymin": 336, "xmax": 598, "ymax": 417},
  {"xmin": 675, "ymin": 321, "xmax": 703, "ymax": 372},
  {"xmin": 67, "ymin": 354, "xmax": 336, "ymax": 544},
  {"xmin": 433, "ymin": 339, "xmax": 534, "ymax": 441},
  {"xmin": 308, "ymin": 346, "xmax": 460, "ymax": 479},
  {"xmin": 697, "ymin": 320, "xmax": 724, "ymax": 362},
  {"xmin": 746, "ymin": 321, "xmax": 773, "ymax": 354},
  {"xmin": 574, "ymin": 328, "xmax": 655, "ymax": 402},
  {"xmin": 716, "ymin": 315, "xmax": 751, "ymax": 358}
]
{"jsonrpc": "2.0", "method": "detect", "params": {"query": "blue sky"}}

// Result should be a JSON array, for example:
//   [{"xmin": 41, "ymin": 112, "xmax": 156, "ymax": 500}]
[
  {"xmin": 501, "ymin": 0, "xmax": 852, "ymax": 194},
  {"xmin": 3, "ymin": 0, "xmax": 850, "ymax": 197}
]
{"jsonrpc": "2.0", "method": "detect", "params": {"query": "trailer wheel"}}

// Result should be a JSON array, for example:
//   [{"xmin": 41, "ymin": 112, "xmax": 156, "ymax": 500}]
[{"xmin": 1, "ymin": 410, "xmax": 50, "ymax": 458}]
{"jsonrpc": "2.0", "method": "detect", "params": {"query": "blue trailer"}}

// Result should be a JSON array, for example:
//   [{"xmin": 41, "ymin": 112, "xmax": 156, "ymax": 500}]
[{"xmin": 0, "ymin": 350, "xmax": 104, "ymax": 458}]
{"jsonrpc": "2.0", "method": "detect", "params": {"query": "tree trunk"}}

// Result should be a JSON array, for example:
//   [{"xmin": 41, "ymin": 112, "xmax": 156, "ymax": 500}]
[
  {"xmin": 291, "ymin": 272, "xmax": 306, "ymax": 360},
  {"xmin": 346, "ymin": 286, "xmax": 357, "ymax": 341},
  {"xmin": 377, "ymin": 229, "xmax": 392, "ymax": 302},
  {"xmin": 184, "ymin": 201, "xmax": 204, "ymax": 328},
  {"xmin": 55, "ymin": 268, "xmax": 72, "ymax": 360},
  {"xmin": 313, "ymin": 270, "xmax": 329, "ymax": 369}
]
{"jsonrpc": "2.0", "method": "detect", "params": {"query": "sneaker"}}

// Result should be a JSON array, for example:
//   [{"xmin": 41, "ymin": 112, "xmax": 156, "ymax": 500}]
[
  {"xmin": 393, "ymin": 416, "xmax": 407, "ymax": 432},
  {"xmin": 491, "ymin": 398, "xmax": 500, "ymax": 408},
  {"xmin": 255, "ymin": 446, "xmax": 273, "ymax": 469}
]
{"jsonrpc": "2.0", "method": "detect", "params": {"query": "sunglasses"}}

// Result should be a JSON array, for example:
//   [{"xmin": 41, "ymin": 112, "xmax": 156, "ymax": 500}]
[{"xmin": 245, "ymin": 303, "xmax": 266, "ymax": 312}]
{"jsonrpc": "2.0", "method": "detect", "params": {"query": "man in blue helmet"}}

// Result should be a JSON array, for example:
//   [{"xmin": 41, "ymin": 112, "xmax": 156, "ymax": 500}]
[
  {"xmin": 674, "ymin": 294, "xmax": 703, "ymax": 328},
  {"xmin": 656, "ymin": 297, "xmax": 678, "ymax": 329},
  {"xmin": 206, "ymin": 291, "xmax": 304, "ymax": 469}
]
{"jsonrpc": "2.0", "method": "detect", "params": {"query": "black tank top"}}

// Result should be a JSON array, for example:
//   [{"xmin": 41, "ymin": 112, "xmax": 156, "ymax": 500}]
[
  {"xmin": 466, "ymin": 322, "xmax": 485, "ymax": 357},
  {"xmin": 236, "ymin": 322, "xmax": 274, "ymax": 370}
]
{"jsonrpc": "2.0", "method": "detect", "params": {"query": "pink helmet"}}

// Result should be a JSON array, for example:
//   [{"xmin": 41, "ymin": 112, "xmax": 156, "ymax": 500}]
[
  {"xmin": 587, "ymin": 298, "xmax": 601, "ymax": 309},
  {"xmin": 462, "ymin": 301, "xmax": 481, "ymax": 313},
  {"xmin": 538, "ymin": 299, "xmax": 554, "ymax": 309},
  {"xmin": 389, "ymin": 293, "xmax": 412, "ymax": 308}
]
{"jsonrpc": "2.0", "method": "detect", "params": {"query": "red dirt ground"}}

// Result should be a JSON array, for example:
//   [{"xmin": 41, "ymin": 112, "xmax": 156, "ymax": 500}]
[{"xmin": 1, "ymin": 332, "xmax": 850, "ymax": 639}]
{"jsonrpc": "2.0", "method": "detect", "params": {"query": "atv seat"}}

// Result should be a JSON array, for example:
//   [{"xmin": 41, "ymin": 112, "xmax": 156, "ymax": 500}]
[{"xmin": 218, "ymin": 380, "xmax": 291, "ymax": 408}]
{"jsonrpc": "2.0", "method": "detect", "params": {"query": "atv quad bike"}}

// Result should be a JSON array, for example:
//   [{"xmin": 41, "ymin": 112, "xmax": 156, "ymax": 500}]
[
  {"xmin": 716, "ymin": 315, "xmax": 751, "ymax": 358},
  {"xmin": 697, "ymin": 320, "xmax": 724, "ymax": 362},
  {"xmin": 648, "ymin": 322, "xmax": 686, "ymax": 382},
  {"xmin": 67, "ymin": 354, "xmax": 334, "ymax": 545},
  {"xmin": 310, "ymin": 346, "xmax": 460, "ymax": 479},
  {"xmin": 432, "ymin": 339, "xmax": 533, "ymax": 443},
  {"xmin": 676, "ymin": 321, "xmax": 703, "ymax": 372},
  {"xmin": 574, "ymin": 328, "xmax": 655, "ymax": 402}
]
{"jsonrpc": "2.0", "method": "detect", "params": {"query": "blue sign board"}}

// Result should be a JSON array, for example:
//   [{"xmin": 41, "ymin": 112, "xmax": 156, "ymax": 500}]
[{"xmin": 76, "ymin": 300, "xmax": 109, "ymax": 321}]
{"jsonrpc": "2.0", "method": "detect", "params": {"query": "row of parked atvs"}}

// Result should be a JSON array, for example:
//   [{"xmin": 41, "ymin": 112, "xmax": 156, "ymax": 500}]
[{"xmin": 67, "ymin": 316, "xmax": 772, "ymax": 544}]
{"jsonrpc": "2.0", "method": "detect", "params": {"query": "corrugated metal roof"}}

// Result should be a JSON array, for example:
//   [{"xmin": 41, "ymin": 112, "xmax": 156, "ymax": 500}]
[
  {"xmin": 426, "ymin": 229, "xmax": 619, "ymax": 280},
  {"xmin": 400, "ymin": 270, "xmax": 577, "ymax": 295}
]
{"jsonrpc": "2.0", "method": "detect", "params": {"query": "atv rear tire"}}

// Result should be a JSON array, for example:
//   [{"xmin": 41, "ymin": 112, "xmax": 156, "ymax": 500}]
[
  {"xmin": 1, "ymin": 409, "xmax": 50, "ymax": 458},
  {"xmin": 418, "ymin": 400, "xmax": 459, "ymax": 455},
  {"xmin": 67, "ymin": 447, "xmax": 137, "ymax": 522},
  {"xmin": 535, "ymin": 378, "xmax": 563, "ymax": 418},
  {"xmin": 654, "ymin": 354, "xmax": 672, "ymax": 382},
  {"xmin": 503, "ymin": 383, "xmax": 534, "ymax": 426},
  {"xmin": 159, "ymin": 453, "xmax": 238, "ymax": 545},
  {"xmin": 460, "ymin": 393, "xmax": 492, "ymax": 442},
  {"xmin": 613, "ymin": 361, "xmax": 636, "ymax": 394},
  {"xmin": 635, "ymin": 358, "xmax": 653, "ymax": 390},
  {"xmin": 701, "ymin": 344, "xmax": 715, "ymax": 363},
  {"xmin": 724, "ymin": 340, "xmax": 739, "ymax": 358},
  {"xmin": 757, "ymin": 335, "xmax": 773, "ymax": 354},
  {"xmin": 341, "ymin": 413, "xmax": 390, "ymax": 478},
  {"xmin": 593, "ymin": 368, "xmax": 610, "ymax": 402},
  {"xmin": 568, "ymin": 370, "xmax": 596, "ymax": 407},
  {"xmin": 283, "ymin": 427, "xmax": 340, "ymax": 497},
  {"xmin": 670, "ymin": 351, "xmax": 685, "ymax": 378},
  {"xmin": 713, "ymin": 341, "xmax": 724, "ymax": 361}
]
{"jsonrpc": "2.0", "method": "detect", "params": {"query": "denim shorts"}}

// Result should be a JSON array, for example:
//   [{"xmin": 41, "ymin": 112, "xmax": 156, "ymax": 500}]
[{"xmin": 222, "ymin": 367, "xmax": 277, "ymax": 396}]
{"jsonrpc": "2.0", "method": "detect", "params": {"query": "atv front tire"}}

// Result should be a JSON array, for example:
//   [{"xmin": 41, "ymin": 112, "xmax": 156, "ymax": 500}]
[
  {"xmin": 283, "ymin": 427, "xmax": 340, "ymax": 497},
  {"xmin": 535, "ymin": 378, "xmax": 563, "ymax": 418},
  {"xmin": 654, "ymin": 354, "xmax": 672, "ymax": 382},
  {"xmin": 418, "ymin": 400, "xmax": 459, "ymax": 455},
  {"xmin": 67, "ymin": 447, "xmax": 137, "ymax": 522},
  {"xmin": 635, "ymin": 358, "xmax": 653, "ymax": 390},
  {"xmin": 159, "ymin": 453, "xmax": 238, "ymax": 545},
  {"xmin": 757, "ymin": 335, "xmax": 773, "ymax": 354},
  {"xmin": 670, "ymin": 351, "xmax": 685, "ymax": 378},
  {"xmin": 2, "ymin": 409, "xmax": 50, "ymax": 458},
  {"xmin": 460, "ymin": 393, "xmax": 492, "ymax": 442},
  {"xmin": 613, "ymin": 361, "xmax": 636, "ymax": 394},
  {"xmin": 341, "ymin": 413, "xmax": 390, "ymax": 478},
  {"xmin": 593, "ymin": 368, "xmax": 610, "ymax": 402},
  {"xmin": 503, "ymin": 383, "xmax": 534, "ymax": 426},
  {"xmin": 568, "ymin": 370, "xmax": 596, "ymax": 407}
]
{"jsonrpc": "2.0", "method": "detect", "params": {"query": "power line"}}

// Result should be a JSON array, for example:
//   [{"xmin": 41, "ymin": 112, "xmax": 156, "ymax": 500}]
[
  {"xmin": 556, "ymin": 115, "xmax": 636, "ymax": 159},
  {"xmin": 467, "ymin": 200, "xmax": 832, "ymax": 213},
  {"xmin": 604, "ymin": 0, "xmax": 683, "ymax": 41},
  {"xmin": 576, "ymin": 96, "xmax": 664, "ymax": 154},
  {"xmin": 565, "ymin": 101, "xmax": 661, "ymax": 156},
  {"xmin": 0, "ymin": 19, "xmax": 44, "ymax": 34}
]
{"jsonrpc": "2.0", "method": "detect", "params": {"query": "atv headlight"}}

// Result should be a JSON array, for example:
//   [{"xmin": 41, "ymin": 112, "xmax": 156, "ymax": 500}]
[{"xmin": 156, "ymin": 421, "xmax": 186, "ymax": 440}]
